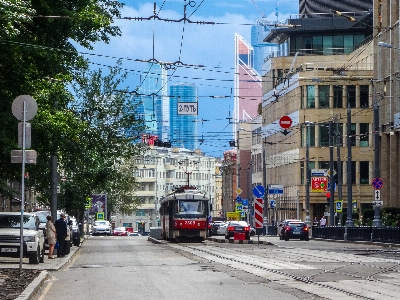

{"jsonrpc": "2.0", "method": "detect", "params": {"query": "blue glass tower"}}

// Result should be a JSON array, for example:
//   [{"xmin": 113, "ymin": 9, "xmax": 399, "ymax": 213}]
[
  {"xmin": 251, "ymin": 22, "xmax": 279, "ymax": 76},
  {"xmin": 138, "ymin": 63, "xmax": 169, "ymax": 140},
  {"xmin": 169, "ymin": 83, "xmax": 198, "ymax": 150}
]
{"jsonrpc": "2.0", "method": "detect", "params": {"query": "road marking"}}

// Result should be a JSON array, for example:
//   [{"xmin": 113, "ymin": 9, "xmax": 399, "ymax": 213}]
[{"xmin": 37, "ymin": 276, "xmax": 55, "ymax": 300}]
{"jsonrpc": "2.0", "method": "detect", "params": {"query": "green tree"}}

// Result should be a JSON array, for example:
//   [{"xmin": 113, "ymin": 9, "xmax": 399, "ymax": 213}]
[
  {"xmin": 0, "ymin": 0, "xmax": 125, "ymax": 205},
  {"xmin": 56, "ymin": 61, "xmax": 147, "ymax": 218}
]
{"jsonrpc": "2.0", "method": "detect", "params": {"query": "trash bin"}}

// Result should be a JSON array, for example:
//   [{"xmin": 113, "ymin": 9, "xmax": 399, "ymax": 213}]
[{"xmin": 234, "ymin": 232, "xmax": 246, "ymax": 240}]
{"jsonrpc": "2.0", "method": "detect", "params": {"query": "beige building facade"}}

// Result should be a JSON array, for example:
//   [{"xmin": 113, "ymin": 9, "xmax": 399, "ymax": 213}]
[
  {"xmin": 373, "ymin": 1, "xmax": 400, "ymax": 208},
  {"xmin": 261, "ymin": 12, "xmax": 375, "ymax": 226}
]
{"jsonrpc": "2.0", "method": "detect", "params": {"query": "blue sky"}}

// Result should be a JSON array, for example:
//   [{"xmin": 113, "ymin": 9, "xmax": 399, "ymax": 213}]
[{"xmin": 81, "ymin": 0, "xmax": 298, "ymax": 157}]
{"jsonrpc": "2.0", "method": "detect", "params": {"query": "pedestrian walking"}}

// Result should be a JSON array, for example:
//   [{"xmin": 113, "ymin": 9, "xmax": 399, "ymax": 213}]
[
  {"xmin": 46, "ymin": 215, "xmax": 56, "ymax": 259},
  {"xmin": 54, "ymin": 212, "xmax": 68, "ymax": 257},
  {"xmin": 319, "ymin": 216, "xmax": 326, "ymax": 227}
]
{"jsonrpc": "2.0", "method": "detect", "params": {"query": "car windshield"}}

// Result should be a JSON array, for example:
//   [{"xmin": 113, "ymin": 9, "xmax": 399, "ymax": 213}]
[
  {"xmin": 176, "ymin": 200, "xmax": 206, "ymax": 216},
  {"xmin": 35, "ymin": 212, "xmax": 49, "ymax": 223},
  {"xmin": 0, "ymin": 214, "xmax": 37, "ymax": 229},
  {"xmin": 115, "ymin": 227, "xmax": 125, "ymax": 231},
  {"xmin": 94, "ymin": 221, "xmax": 108, "ymax": 226}
]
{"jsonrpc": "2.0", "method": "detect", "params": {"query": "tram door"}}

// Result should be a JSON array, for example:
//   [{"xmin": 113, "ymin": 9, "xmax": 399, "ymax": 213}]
[{"xmin": 168, "ymin": 201, "xmax": 174, "ymax": 238}]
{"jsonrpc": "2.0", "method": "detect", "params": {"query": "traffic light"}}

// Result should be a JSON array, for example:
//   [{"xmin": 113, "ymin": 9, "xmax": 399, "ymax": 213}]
[{"xmin": 326, "ymin": 192, "xmax": 330, "ymax": 203}]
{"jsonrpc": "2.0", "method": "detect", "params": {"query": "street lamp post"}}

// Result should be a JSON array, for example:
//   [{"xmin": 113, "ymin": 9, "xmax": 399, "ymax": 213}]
[
  {"xmin": 305, "ymin": 133, "xmax": 310, "ymax": 227},
  {"xmin": 304, "ymin": 121, "xmax": 313, "ymax": 228}
]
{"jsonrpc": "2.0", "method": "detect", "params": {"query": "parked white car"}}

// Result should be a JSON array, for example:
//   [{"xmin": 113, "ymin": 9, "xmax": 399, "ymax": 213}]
[{"xmin": 0, "ymin": 212, "xmax": 45, "ymax": 264}]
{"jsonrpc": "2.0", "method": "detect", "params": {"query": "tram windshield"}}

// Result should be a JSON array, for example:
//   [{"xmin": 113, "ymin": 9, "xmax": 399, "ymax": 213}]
[{"xmin": 176, "ymin": 200, "xmax": 206, "ymax": 216}]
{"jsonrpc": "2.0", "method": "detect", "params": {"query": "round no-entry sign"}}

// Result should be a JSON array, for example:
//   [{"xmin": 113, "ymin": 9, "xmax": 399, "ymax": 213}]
[{"xmin": 279, "ymin": 115, "xmax": 292, "ymax": 129}]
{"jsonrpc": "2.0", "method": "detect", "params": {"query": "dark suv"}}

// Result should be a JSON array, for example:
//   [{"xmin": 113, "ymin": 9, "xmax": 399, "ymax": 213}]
[{"xmin": 283, "ymin": 221, "xmax": 309, "ymax": 241}]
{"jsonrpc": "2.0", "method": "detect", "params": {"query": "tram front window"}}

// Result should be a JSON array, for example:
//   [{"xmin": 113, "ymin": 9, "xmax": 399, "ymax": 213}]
[{"xmin": 177, "ymin": 201, "xmax": 205, "ymax": 216}]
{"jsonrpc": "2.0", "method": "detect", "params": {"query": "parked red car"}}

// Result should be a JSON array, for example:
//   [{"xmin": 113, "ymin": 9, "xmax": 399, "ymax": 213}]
[{"xmin": 112, "ymin": 227, "xmax": 128, "ymax": 236}]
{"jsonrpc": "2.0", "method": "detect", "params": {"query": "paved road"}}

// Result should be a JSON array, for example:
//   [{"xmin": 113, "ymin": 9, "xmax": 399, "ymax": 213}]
[{"xmin": 11, "ymin": 234, "xmax": 400, "ymax": 300}]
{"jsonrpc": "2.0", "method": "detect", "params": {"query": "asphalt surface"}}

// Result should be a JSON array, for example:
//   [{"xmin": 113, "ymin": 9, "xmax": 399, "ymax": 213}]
[{"xmin": 5, "ymin": 233, "xmax": 400, "ymax": 300}]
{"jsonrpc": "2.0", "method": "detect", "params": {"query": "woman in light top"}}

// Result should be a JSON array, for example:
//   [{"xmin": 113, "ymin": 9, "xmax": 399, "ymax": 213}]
[{"xmin": 46, "ymin": 215, "xmax": 57, "ymax": 259}]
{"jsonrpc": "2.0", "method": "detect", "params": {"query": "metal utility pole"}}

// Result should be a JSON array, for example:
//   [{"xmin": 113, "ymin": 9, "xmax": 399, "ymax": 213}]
[
  {"xmin": 336, "ymin": 116, "xmax": 343, "ymax": 226},
  {"xmin": 262, "ymin": 141, "xmax": 268, "ymax": 234},
  {"xmin": 372, "ymin": 104, "xmax": 382, "ymax": 226},
  {"xmin": 305, "ymin": 136, "xmax": 310, "ymax": 228},
  {"xmin": 329, "ymin": 120, "xmax": 335, "ymax": 226},
  {"xmin": 346, "ymin": 104, "xmax": 354, "ymax": 227}
]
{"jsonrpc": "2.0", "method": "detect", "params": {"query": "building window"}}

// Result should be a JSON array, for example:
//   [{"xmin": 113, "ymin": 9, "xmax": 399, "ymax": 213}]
[
  {"xmin": 307, "ymin": 86, "xmax": 315, "ymax": 108},
  {"xmin": 347, "ymin": 85, "xmax": 356, "ymax": 108},
  {"xmin": 351, "ymin": 161, "xmax": 356, "ymax": 184},
  {"xmin": 319, "ymin": 123, "xmax": 330, "ymax": 147},
  {"xmin": 323, "ymin": 36, "xmax": 333, "ymax": 55},
  {"xmin": 349, "ymin": 123, "xmax": 356, "ymax": 146},
  {"xmin": 343, "ymin": 35, "xmax": 353, "ymax": 54},
  {"xmin": 313, "ymin": 36, "xmax": 323, "ymax": 55},
  {"xmin": 360, "ymin": 85, "xmax": 369, "ymax": 108},
  {"xmin": 136, "ymin": 210, "xmax": 145, "ymax": 217},
  {"xmin": 333, "ymin": 35, "xmax": 344, "ymax": 54},
  {"xmin": 319, "ymin": 85, "xmax": 330, "ymax": 108},
  {"xmin": 360, "ymin": 123, "xmax": 369, "ymax": 147},
  {"xmin": 360, "ymin": 161, "xmax": 369, "ymax": 184},
  {"xmin": 300, "ymin": 161, "xmax": 304, "ymax": 184},
  {"xmin": 302, "ymin": 125, "xmax": 315, "ymax": 147},
  {"xmin": 333, "ymin": 85, "xmax": 343, "ymax": 108}
]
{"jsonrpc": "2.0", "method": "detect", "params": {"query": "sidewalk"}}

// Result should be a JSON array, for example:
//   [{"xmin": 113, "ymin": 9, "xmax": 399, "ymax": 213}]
[{"xmin": 0, "ymin": 237, "xmax": 85, "ymax": 300}]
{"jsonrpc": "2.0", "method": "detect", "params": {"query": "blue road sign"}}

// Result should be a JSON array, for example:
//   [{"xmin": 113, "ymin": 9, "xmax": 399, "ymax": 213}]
[
  {"xmin": 270, "ymin": 200, "xmax": 275, "ymax": 209},
  {"xmin": 253, "ymin": 185, "xmax": 265, "ymax": 198},
  {"xmin": 236, "ymin": 196, "xmax": 242, "ymax": 203},
  {"xmin": 327, "ymin": 182, "xmax": 336, "ymax": 191},
  {"xmin": 242, "ymin": 199, "xmax": 248, "ymax": 206}
]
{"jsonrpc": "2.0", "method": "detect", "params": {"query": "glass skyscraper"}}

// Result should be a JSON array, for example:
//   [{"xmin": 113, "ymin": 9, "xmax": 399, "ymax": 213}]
[
  {"xmin": 169, "ymin": 83, "xmax": 198, "ymax": 150},
  {"xmin": 251, "ymin": 23, "xmax": 279, "ymax": 76},
  {"xmin": 138, "ymin": 63, "xmax": 169, "ymax": 141}
]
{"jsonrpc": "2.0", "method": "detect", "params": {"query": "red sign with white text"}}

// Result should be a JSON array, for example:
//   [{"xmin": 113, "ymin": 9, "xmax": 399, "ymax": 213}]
[{"xmin": 311, "ymin": 177, "xmax": 328, "ymax": 193}]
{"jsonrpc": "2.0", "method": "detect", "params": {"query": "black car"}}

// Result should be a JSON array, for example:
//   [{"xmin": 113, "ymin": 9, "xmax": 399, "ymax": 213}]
[
  {"xmin": 224, "ymin": 221, "xmax": 251, "ymax": 240},
  {"xmin": 278, "ymin": 219, "xmax": 301, "ymax": 240},
  {"xmin": 283, "ymin": 221, "xmax": 309, "ymax": 241}
]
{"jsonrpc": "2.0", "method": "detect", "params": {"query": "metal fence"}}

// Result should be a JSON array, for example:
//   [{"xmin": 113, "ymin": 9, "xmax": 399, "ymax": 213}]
[{"xmin": 312, "ymin": 226, "xmax": 400, "ymax": 244}]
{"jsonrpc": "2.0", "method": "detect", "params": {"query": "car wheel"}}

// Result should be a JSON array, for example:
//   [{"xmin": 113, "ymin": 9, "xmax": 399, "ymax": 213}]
[
  {"xmin": 284, "ymin": 236, "xmax": 289, "ymax": 241},
  {"xmin": 29, "ymin": 246, "xmax": 40, "ymax": 264},
  {"xmin": 250, "ymin": 231, "xmax": 255, "ymax": 236},
  {"xmin": 225, "ymin": 235, "xmax": 229, "ymax": 239},
  {"xmin": 305, "ymin": 237, "xmax": 309, "ymax": 241}
]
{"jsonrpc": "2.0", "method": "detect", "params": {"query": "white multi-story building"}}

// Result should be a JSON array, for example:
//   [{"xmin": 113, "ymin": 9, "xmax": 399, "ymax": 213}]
[{"xmin": 113, "ymin": 147, "xmax": 218, "ymax": 232}]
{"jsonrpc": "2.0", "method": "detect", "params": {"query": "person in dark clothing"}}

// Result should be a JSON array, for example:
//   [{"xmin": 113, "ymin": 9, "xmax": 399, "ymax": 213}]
[{"xmin": 54, "ymin": 212, "xmax": 68, "ymax": 257}]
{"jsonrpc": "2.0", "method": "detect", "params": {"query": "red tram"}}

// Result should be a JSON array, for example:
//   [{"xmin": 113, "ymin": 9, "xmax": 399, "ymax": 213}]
[{"xmin": 159, "ymin": 186, "xmax": 211, "ymax": 242}]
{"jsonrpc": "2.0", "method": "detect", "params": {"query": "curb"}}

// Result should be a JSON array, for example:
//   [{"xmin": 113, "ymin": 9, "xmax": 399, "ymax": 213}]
[
  {"xmin": 206, "ymin": 237, "xmax": 273, "ymax": 245},
  {"xmin": 16, "ymin": 270, "xmax": 48, "ymax": 300}
]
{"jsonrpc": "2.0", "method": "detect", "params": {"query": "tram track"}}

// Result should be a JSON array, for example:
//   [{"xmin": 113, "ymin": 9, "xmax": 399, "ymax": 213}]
[{"xmin": 167, "ymin": 241, "xmax": 400, "ymax": 299}]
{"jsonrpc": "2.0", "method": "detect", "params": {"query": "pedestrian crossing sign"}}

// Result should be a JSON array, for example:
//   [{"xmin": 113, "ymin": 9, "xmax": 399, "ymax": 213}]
[
  {"xmin": 96, "ymin": 212, "xmax": 104, "ymax": 220},
  {"xmin": 335, "ymin": 200, "xmax": 343, "ymax": 213}
]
